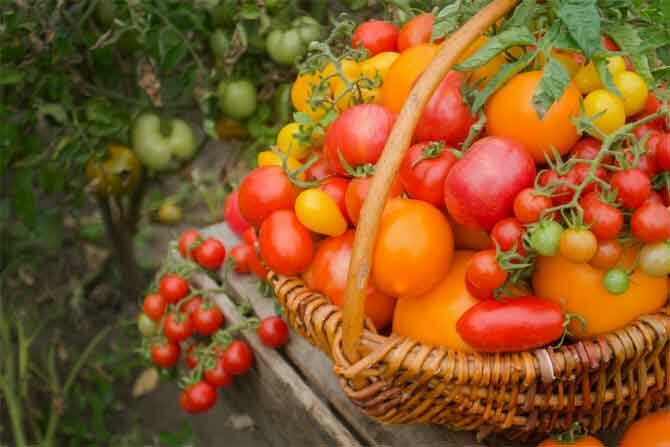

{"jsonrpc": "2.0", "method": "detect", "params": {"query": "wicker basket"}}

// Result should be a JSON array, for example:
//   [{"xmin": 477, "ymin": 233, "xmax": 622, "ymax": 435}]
[{"xmin": 269, "ymin": 0, "xmax": 670, "ymax": 440}]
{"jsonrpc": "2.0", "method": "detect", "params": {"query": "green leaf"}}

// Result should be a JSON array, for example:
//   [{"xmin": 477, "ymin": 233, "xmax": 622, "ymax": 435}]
[
  {"xmin": 532, "ymin": 57, "xmax": 572, "ymax": 119},
  {"xmin": 594, "ymin": 56, "xmax": 621, "ymax": 97},
  {"xmin": 605, "ymin": 23, "xmax": 654, "ymax": 86},
  {"xmin": 552, "ymin": 0, "xmax": 601, "ymax": 59},
  {"xmin": 471, "ymin": 51, "xmax": 536, "ymax": 113},
  {"xmin": 12, "ymin": 169, "xmax": 36, "ymax": 227},
  {"xmin": 502, "ymin": 0, "xmax": 538, "ymax": 31},
  {"xmin": 455, "ymin": 27, "xmax": 536, "ymax": 71},
  {"xmin": 0, "ymin": 68, "xmax": 25, "ymax": 85},
  {"xmin": 162, "ymin": 42, "xmax": 189, "ymax": 72},
  {"xmin": 431, "ymin": 1, "xmax": 462, "ymax": 41}
]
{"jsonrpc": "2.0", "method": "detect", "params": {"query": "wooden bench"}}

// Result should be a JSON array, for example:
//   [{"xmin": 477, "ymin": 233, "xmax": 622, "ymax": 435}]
[{"xmin": 196, "ymin": 223, "xmax": 624, "ymax": 446}]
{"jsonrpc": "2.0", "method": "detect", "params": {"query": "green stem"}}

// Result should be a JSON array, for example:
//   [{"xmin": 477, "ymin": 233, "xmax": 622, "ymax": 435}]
[{"xmin": 2, "ymin": 381, "xmax": 27, "ymax": 447}]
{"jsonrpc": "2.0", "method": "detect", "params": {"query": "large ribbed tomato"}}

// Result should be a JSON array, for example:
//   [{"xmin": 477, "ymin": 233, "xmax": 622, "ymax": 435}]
[
  {"xmin": 381, "ymin": 44, "xmax": 438, "ymax": 113},
  {"xmin": 485, "ymin": 71, "xmax": 581, "ymax": 163},
  {"xmin": 372, "ymin": 198, "xmax": 454, "ymax": 298},
  {"xmin": 323, "ymin": 104, "xmax": 395, "ymax": 175},
  {"xmin": 304, "ymin": 231, "xmax": 396, "ymax": 329},
  {"xmin": 444, "ymin": 136, "xmax": 536, "ymax": 230}
]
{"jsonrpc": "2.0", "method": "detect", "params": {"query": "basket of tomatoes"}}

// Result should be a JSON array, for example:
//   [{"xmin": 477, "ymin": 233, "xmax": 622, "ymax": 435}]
[{"xmin": 228, "ymin": 0, "xmax": 670, "ymax": 440}]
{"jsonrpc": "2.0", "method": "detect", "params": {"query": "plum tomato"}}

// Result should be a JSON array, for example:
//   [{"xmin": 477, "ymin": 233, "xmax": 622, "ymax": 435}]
[
  {"xmin": 294, "ymin": 188, "xmax": 348, "ymax": 237},
  {"xmin": 319, "ymin": 177, "xmax": 349, "ymax": 221}
]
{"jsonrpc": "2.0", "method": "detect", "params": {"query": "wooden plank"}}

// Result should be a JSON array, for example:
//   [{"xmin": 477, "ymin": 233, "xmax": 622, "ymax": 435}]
[
  {"xmin": 191, "ymin": 258, "xmax": 360, "ymax": 446},
  {"xmin": 202, "ymin": 223, "xmax": 624, "ymax": 447}
]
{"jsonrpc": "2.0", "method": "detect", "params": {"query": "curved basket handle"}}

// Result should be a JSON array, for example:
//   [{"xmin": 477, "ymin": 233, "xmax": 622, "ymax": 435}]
[{"xmin": 341, "ymin": 0, "xmax": 520, "ymax": 361}]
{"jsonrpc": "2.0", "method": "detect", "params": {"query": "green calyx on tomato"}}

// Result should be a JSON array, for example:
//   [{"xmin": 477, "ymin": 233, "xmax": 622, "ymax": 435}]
[
  {"xmin": 131, "ymin": 113, "xmax": 197, "ymax": 171},
  {"xmin": 85, "ymin": 144, "xmax": 142, "ymax": 197},
  {"xmin": 217, "ymin": 80, "xmax": 257, "ymax": 120},
  {"xmin": 266, "ymin": 16, "xmax": 322, "ymax": 65}
]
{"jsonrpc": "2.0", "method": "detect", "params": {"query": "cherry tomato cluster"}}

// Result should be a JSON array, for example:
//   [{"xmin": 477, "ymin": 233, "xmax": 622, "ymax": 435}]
[{"xmin": 140, "ymin": 229, "xmax": 290, "ymax": 415}]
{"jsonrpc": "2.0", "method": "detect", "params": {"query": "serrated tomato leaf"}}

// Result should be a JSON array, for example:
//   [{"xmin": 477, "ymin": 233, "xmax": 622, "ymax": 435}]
[
  {"xmin": 471, "ymin": 51, "xmax": 536, "ymax": 114},
  {"xmin": 552, "ymin": 0, "xmax": 601, "ymax": 60},
  {"xmin": 455, "ymin": 27, "xmax": 536, "ymax": 71},
  {"xmin": 532, "ymin": 57, "xmax": 571, "ymax": 119}
]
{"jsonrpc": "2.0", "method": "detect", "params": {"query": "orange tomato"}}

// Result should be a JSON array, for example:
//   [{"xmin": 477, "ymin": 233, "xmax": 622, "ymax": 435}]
[
  {"xmin": 620, "ymin": 411, "xmax": 670, "ymax": 447},
  {"xmin": 537, "ymin": 435, "xmax": 604, "ymax": 447},
  {"xmin": 372, "ymin": 198, "xmax": 454, "ymax": 298},
  {"xmin": 532, "ymin": 250, "xmax": 667, "ymax": 338},
  {"xmin": 381, "ymin": 44, "xmax": 438, "ymax": 113},
  {"xmin": 485, "ymin": 71, "xmax": 581, "ymax": 164},
  {"xmin": 392, "ymin": 251, "xmax": 478, "ymax": 351},
  {"xmin": 304, "ymin": 231, "xmax": 396, "ymax": 329},
  {"xmin": 397, "ymin": 13, "xmax": 434, "ymax": 51}
]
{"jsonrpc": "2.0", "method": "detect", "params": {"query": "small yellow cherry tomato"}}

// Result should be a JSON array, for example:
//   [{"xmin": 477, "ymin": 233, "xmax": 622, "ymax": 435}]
[
  {"xmin": 295, "ymin": 189, "xmax": 348, "ymax": 236},
  {"xmin": 323, "ymin": 59, "xmax": 361, "ymax": 112},
  {"xmin": 613, "ymin": 71, "xmax": 649, "ymax": 116},
  {"xmin": 257, "ymin": 150, "xmax": 305, "ymax": 180},
  {"xmin": 277, "ymin": 122, "xmax": 312, "ymax": 160},
  {"xmin": 574, "ymin": 56, "xmax": 627, "ymax": 94},
  {"xmin": 550, "ymin": 50, "xmax": 582, "ymax": 77},
  {"xmin": 583, "ymin": 89, "xmax": 626, "ymax": 137},
  {"xmin": 359, "ymin": 51, "xmax": 399, "ymax": 104},
  {"xmin": 291, "ymin": 72, "xmax": 331, "ymax": 121}
]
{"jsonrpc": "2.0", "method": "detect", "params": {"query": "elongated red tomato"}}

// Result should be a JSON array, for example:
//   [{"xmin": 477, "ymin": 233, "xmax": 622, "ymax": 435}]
[
  {"xmin": 399, "ymin": 142, "xmax": 457, "ymax": 206},
  {"xmin": 413, "ymin": 71, "xmax": 474, "ymax": 145},
  {"xmin": 259, "ymin": 210, "xmax": 314, "ymax": 275},
  {"xmin": 456, "ymin": 297, "xmax": 564, "ymax": 352},
  {"xmin": 324, "ymin": 104, "xmax": 395, "ymax": 175},
  {"xmin": 444, "ymin": 136, "xmax": 536, "ymax": 230},
  {"xmin": 238, "ymin": 166, "xmax": 298, "ymax": 226}
]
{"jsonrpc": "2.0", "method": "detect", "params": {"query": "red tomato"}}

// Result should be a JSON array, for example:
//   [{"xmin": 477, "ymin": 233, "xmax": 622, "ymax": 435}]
[
  {"xmin": 568, "ymin": 163, "xmax": 608, "ymax": 197},
  {"xmin": 631, "ymin": 202, "xmax": 670, "ymax": 243},
  {"xmin": 259, "ymin": 210, "xmax": 314, "ymax": 276},
  {"xmin": 193, "ymin": 301, "xmax": 225, "ymax": 336},
  {"xmin": 513, "ymin": 188, "xmax": 552, "ymax": 224},
  {"xmin": 581, "ymin": 192, "xmax": 624, "ymax": 240},
  {"xmin": 610, "ymin": 168, "xmax": 652, "ymax": 209},
  {"xmin": 633, "ymin": 92, "xmax": 667, "ymax": 130},
  {"xmin": 150, "ymin": 341, "xmax": 180, "ymax": 368},
  {"xmin": 570, "ymin": 137, "xmax": 604, "ymax": 161},
  {"xmin": 221, "ymin": 340, "xmax": 254, "ymax": 375},
  {"xmin": 242, "ymin": 227, "xmax": 258, "ymax": 247},
  {"xmin": 444, "ymin": 136, "xmax": 536, "ymax": 230},
  {"xmin": 619, "ymin": 148, "xmax": 658, "ymax": 177},
  {"xmin": 204, "ymin": 356, "xmax": 234, "ymax": 388},
  {"xmin": 178, "ymin": 229, "xmax": 201, "ymax": 259},
  {"xmin": 465, "ymin": 249, "xmax": 508, "ymax": 293},
  {"xmin": 456, "ymin": 297, "xmax": 564, "ymax": 352},
  {"xmin": 304, "ymin": 230, "xmax": 396, "ymax": 329},
  {"xmin": 193, "ymin": 237, "xmax": 226, "ymax": 270},
  {"xmin": 319, "ymin": 176, "xmax": 350, "ymax": 221},
  {"xmin": 352, "ymin": 20, "xmax": 398, "ymax": 55},
  {"xmin": 652, "ymin": 134, "xmax": 670, "ymax": 171},
  {"xmin": 590, "ymin": 239, "xmax": 623, "ymax": 269},
  {"xmin": 182, "ymin": 296, "xmax": 202, "ymax": 315},
  {"xmin": 399, "ymin": 142, "xmax": 458, "ymax": 206},
  {"xmin": 179, "ymin": 390, "xmax": 194, "ymax": 413},
  {"xmin": 344, "ymin": 175, "xmax": 403, "ymax": 225},
  {"xmin": 230, "ymin": 244, "xmax": 253, "ymax": 273},
  {"xmin": 238, "ymin": 166, "xmax": 299, "ymax": 226},
  {"xmin": 324, "ymin": 104, "xmax": 395, "ymax": 175},
  {"xmin": 413, "ymin": 71, "xmax": 475, "ymax": 145},
  {"xmin": 247, "ymin": 247, "xmax": 269, "ymax": 279},
  {"xmin": 185, "ymin": 381, "xmax": 217, "ymax": 413},
  {"xmin": 184, "ymin": 344, "xmax": 199, "ymax": 369},
  {"xmin": 305, "ymin": 156, "xmax": 332, "ymax": 181},
  {"xmin": 602, "ymin": 35, "xmax": 620, "ymax": 51},
  {"xmin": 159, "ymin": 274, "xmax": 189, "ymax": 304},
  {"xmin": 490, "ymin": 218, "xmax": 525, "ymax": 254},
  {"xmin": 223, "ymin": 191, "xmax": 251, "ymax": 236},
  {"xmin": 633, "ymin": 122, "xmax": 662, "ymax": 141},
  {"xmin": 143, "ymin": 294, "xmax": 167, "ymax": 321},
  {"xmin": 163, "ymin": 312, "xmax": 194, "ymax": 343},
  {"xmin": 397, "ymin": 13, "xmax": 434, "ymax": 51},
  {"xmin": 257, "ymin": 316, "xmax": 290, "ymax": 348}
]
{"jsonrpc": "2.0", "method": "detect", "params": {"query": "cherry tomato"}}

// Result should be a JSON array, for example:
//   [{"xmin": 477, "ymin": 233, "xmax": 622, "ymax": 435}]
[
  {"xmin": 223, "ymin": 191, "xmax": 251, "ymax": 237},
  {"xmin": 613, "ymin": 70, "xmax": 648, "ymax": 116},
  {"xmin": 259, "ymin": 210, "xmax": 314, "ymax": 276},
  {"xmin": 530, "ymin": 220, "xmax": 564, "ymax": 256},
  {"xmin": 295, "ymin": 188, "xmax": 348, "ymax": 236},
  {"xmin": 513, "ymin": 188, "xmax": 552, "ymax": 224},
  {"xmin": 257, "ymin": 316, "xmax": 290, "ymax": 348},
  {"xmin": 583, "ymin": 89, "xmax": 626, "ymax": 137},
  {"xmin": 159, "ymin": 274, "xmax": 190, "ymax": 304},
  {"xmin": 590, "ymin": 239, "xmax": 623, "ymax": 270},
  {"xmin": 358, "ymin": 51, "xmax": 399, "ymax": 104},
  {"xmin": 319, "ymin": 177, "xmax": 349, "ymax": 221},
  {"xmin": 230, "ymin": 244, "xmax": 253, "ymax": 273},
  {"xmin": 185, "ymin": 381, "xmax": 217, "ymax": 413},
  {"xmin": 397, "ymin": 13, "xmax": 434, "ymax": 51},
  {"xmin": 178, "ymin": 229, "xmax": 201, "ymax": 259},
  {"xmin": 143, "ymin": 294, "xmax": 167, "ymax": 321},
  {"xmin": 414, "ymin": 71, "xmax": 474, "ymax": 146},
  {"xmin": 465, "ymin": 249, "xmax": 508, "ymax": 293},
  {"xmin": 151, "ymin": 341, "xmax": 180, "ymax": 368},
  {"xmin": 238, "ymin": 166, "xmax": 299, "ymax": 227},
  {"xmin": 620, "ymin": 146, "xmax": 658, "ymax": 177},
  {"xmin": 322, "ymin": 59, "xmax": 361, "ymax": 112},
  {"xmin": 581, "ymin": 192, "xmax": 624, "ymax": 240},
  {"xmin": 399, "ymin": 141, "xmax": 458, "ymax": 207},
  {"xmin": 193, "ymin": 238, "xmax": 226, "ymax": 270},
  {"xmin": 163, "ymin": 312, "xmax": 194, "ymax": 343},
  {"xmin": 179, "ymin": 390, "xmax": 194, "ymax": 413},
  {"xmin": 603, "ymin": 268, "xmax": 630, "ymax": 294},
  {"xmin": 352, "ymin": 20, "xmax": 398, "ymax": 56},
  {"xmin": 204, "ymin": 356, "xmax": 234, "ymax": 388},
  {"xmin": 243, "ymin": 227, "xmax": 258, "ymax": 247},
  {"xmin": 456, "ymin": 296, "xmax": 564, "ymax": 352},
  {"xmin": 305, "ymin": 156, "xmax": 332, "ymax": 181},
  {"xmin": 182, "ymin": 296, "xmax": 202, "ymax": 315},
  {"xmin": 277, "ymin": 122, "xmax": 312, "ymax": 160},
  {"xmin": 193, "ymin": 301, "xmax": 225, "ymax": 336},
  {"xmin": 633, "ymin": 122, "xmax": 662, "ymax": 142},
  {"xmin": 570, "ymin": 137, "xmax": 604, "ymax": 162},
  {"xmin": 633, "ymin": 92, "xmax": 668, "ymax": 130},
  {"xmin": 639, "ymin": 241, "xmax": 670, "ymax": 277},
  {"xmin": 345, "ymin": 175, "xmax": 403, "ymax": 225},
  {"xmin": 184, "ymin": 344, "xmax": 199, "ymax": 369},
  {"xmin": 138, "ymin": 313, "xmax": 157, "ymax": 336},
  {"xmin": 610, "ymin": 168, "xmax": 651, "ymax": 209},
  {"xmin": 573, "ymin": 57, "xmax": 626, "ymax": 94},
  {"xmin": 221, "ymin": 340, "xmax": 254, "ymax": 375},
  {"xmin": 631, "ymin": 202, "xmax": 670, "ymax": 243},
  {"xmin": 291, "ymin": 72, "xmax": 330, "ymax": 121},
  {"xmin": 490, "ymin": 218, "xmax": 525, "ymax": 255},
  {"xmin": 559, "ymin": 228, "xmax": 598, "ymax": 263},
  {"xmin": 620, "ymin": 410, "xmax": 670, "ymax": 447},
  {"xmin": 652, "ymin": 134, "xmax": 670, "ymax": 171},
  {"xmin": 323, "ymin": 104, "xmax": 395, "ymax": 175}
]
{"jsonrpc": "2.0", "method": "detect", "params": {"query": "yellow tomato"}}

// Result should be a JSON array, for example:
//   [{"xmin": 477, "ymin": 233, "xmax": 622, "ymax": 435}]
[
  {"xmin": 257, "ymin": 150, "xmax": 305, "ymax": 180},
  {"xmin": 583, "ymin": 89, "xmax": 626, "ymax": 137},
  {"xmin": 291, "ymin": 72, "xmax": 330, "ymax": 121},
  {"xmin": 276, "ymin": 122, "xmax": 311, "ymax": 160},
  {"xmin": 295, "ymin": 189, "xmax": 348, "ymax": 236},
  {"xmin": 323, "ymin": 59, "xmax": 361, "ymax": 112},
  {"xmin": 613, "ymin": 71, "xmax": 649, "ymax": 116},
  {"xmin": 358, "ymin": 51, "xmax": 399, "ymax": 104},
  {"xmin": 573, "ymin": 56, "xmax": 627, "ymax": 94}
]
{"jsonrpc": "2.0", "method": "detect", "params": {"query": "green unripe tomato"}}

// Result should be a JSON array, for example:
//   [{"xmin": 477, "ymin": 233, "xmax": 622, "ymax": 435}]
[
  {"xmin": 95, "ymin": 0, "xmax": 116, "ymax": 27},
  {"xmin": 602, "ymin": 268, "xmax": 630, "ymax": 295},
  {"xmin": 530, "ymin": 220, "xmax": 564, "ymax": 256},
  {"xmin": 138, "ymin": 313, "xmax": 157, "ymax": 336},
  {"xmin": 132, "ymin": 113, "xmax": 197, "ymax": 171},
  {"xmin": 639, "ymin": 242, "xmax": 670, "ymax": 277},
  {"xmin": 158, "ymin": 201, "xmax": 182, "ymax": 225},
  {"xmin": 217, "ymin": 80, "xmax": 257, "ymax": 120},
  {"xmin": 210, "ymin": 29, "xmax": 228, "ymax": 58},
  {"xmin": 266, "ymin": 29, "xmax": 305, "ymax": 65},
  {"xmin": 292, "ymin": 16, "xmax": 322, "ymax": 45}
]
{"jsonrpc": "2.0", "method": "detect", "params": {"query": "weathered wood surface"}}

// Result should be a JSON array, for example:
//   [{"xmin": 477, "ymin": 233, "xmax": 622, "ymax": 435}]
[{"xmin": 201, "ymin": 223, "xmax": 624, "ymax": 447}]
